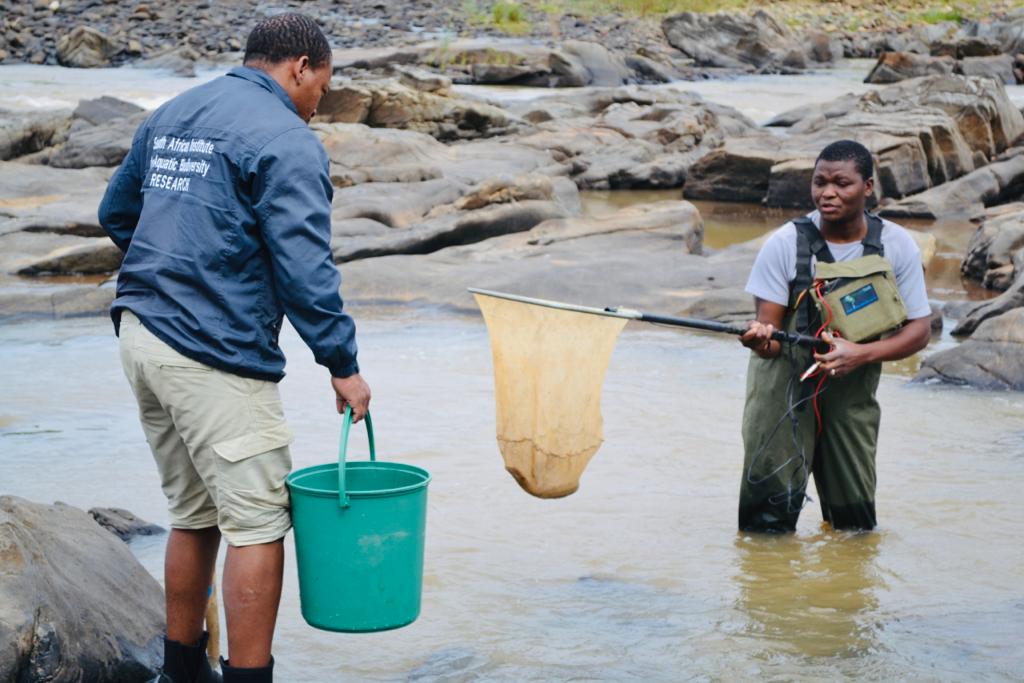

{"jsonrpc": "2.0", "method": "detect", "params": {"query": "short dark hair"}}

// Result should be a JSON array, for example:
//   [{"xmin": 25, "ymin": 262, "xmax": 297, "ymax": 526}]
[
  {"xmin": 243, "ymin": 13, "xmax": 331, "ymax": 70},
  {"xmin": 815, "ymin": 140, "xmax": 873, "ymax": 181}
]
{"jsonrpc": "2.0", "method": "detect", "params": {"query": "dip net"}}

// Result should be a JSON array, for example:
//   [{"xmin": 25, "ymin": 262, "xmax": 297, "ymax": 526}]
[{"xmin": 473, "ymin": 292, "xmax": 626, "ymax": 498}]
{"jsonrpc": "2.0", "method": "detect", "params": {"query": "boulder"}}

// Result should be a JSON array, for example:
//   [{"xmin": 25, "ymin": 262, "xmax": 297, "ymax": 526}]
[
  {"xmin": 56, "ymin": 26, "xmax": 117, "ymax": 68},
  {"xmin": 766, "ymin": 158, "xmax": 815, "ymax": 209},
  {"xmin": 873, "ymin": 75, "xmax": 1024, "ymax": 161},
  {"xmin": 453, "ymin": 174, "xmax": 558, "ymax": 211},
  {"xmin": 879, "ymin": 152, "xmax": 1024, "ymax": 219},
  {"xmin": 316, "ymin": 78, "xmax": 516, "ymax": 140},
  {"xmin": 333, "ymin": 40, "xmax": 627, "ymax": 88},
  {"xmin": 0, "ymin": 163, "xmax": 110, "ymax": 238},
  {"xmin": 334, "ymin": 200, "xmax": 723, "ymax": 315},
  {"xmin": 683, "ymin": 134, "xmax": 787, "ymax": 203},
  {"xmin": 0, "ymin": 496, "xmax": 163, "ymax": 682},
  {"xmin": 49, "ymin": 111, "xmax": 147, "ymax": 168},
  {"xmin": 16, "ymin": 238, "xmax": 123, "ymax": 275},
  {"xmin": 662, "ymin": 10, "xmax": 835, "ymax": 73},
  {"xmin": 956, "ymin": 55, "xmax": 1016, "ymax": 85},
  {"xmin": 951, "ymin": 272, "xmax": 1024, "ymax": 337},
  {"xmin": 332, "ymin": 200, "xmax": 570, "ymax": 263},
  {"xmin": 318, "ymin": 122, "xmax": 561, "ymax": 189},
  {"xmin": 132, "ymin": 46, "xmax": 199, "ymax": 77},
  {"xmin": 513, "ymin": 87, "xmax": 755, "ymax": 190},
  {"xmin": 0, "ymin": 280, "xmax": 116, "ymax": 320},
  {"xmin": 561, "ymin": 40, "xmax": 632, "ymax": 87},
  {"xmin": 388, "ymin": 64, "xmax": 452, "ymax": 94},
  {"xmin": 526, "ymin": 200, "xmax": 703, "ymax": 255},
  {"xmin": 0, "ymin": 109, "xmax": 71, "ymax": 161},
  {"xmin": 931, "ymin": 36, "xmax": 1003, "ymax": 59},
  {"xmin": 765, "ymin": 97, "xmax": 859, "ymax": 128},
  {"xmin": 687, "ymin": 75, "xmax": 1024, "ymax": 209},
  {"xmin": 960, "ymin": 13, "xmax": 1024, "ymax": 56},
  {"xmin": 672, "ymin": 286, "xmax": 754, "ymax": 324},
  {"xmin": 865, "ymin": 52, "xmax": 956, "ymax": 84},
  {"xmin": 625, "ymin": 54, "xmax": 676, "ymax": 84},
  {"xmin": 72, "ymin": 96, "xmax": 145, "ymax": 127},
  {"xmin": 916, "ymin": 308, "xmax": 1024, "ymax": 389},
  {"xmin": 88, "ymin": 507, "xmax": 166, "ymax": 543},
  {"xmin": 960, "ymin": 207, "xmax": 1024, "ymax": 288},
  {"xmin": 331, "ymin": 178, "xmax": 469, "ymax": 228}
]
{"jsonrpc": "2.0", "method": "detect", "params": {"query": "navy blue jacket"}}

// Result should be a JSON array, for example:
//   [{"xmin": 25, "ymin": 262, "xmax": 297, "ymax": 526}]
[{"xmin": 99, "ymin": 66, "xmax": 358, "ymax": 381}]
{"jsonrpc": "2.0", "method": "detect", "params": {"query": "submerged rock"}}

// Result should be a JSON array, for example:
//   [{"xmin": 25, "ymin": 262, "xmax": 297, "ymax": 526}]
[
  {"xmin": 0, "ymin": 496, "xmax": 163, "ymax": 682},
  {"xmin": 88, "ymin": 507, "xmax": 166, "ymax": 543},
  {"xmin": 916, "ymin": 308, "xmax": 1024, "ymax": 390}
]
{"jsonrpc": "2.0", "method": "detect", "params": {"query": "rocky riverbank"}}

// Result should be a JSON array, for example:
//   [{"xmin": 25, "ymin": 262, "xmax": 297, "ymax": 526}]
[
  {"xmin": 2, "ymin": 2, "xmax": 1024, "ymax": 390},
  {"xmin": 3, "ymin": 0, "xmax": 1024, "ymax": 84}
]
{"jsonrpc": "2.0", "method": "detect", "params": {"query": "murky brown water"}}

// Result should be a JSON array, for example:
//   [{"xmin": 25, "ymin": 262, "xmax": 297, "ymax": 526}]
[{"xmin": 2, "ymin": 315, "xmax": 1022, "ymax": 681}]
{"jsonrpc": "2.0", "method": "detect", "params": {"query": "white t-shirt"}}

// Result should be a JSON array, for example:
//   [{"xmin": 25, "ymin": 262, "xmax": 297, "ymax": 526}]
[{"xmin": 744, "ymin": 211, "xmax": 931, "ymax": 320}]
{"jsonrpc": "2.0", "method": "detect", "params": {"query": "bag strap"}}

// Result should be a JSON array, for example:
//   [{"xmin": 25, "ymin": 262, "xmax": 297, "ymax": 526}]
[
  {"xmin": 792, "ymin": 217, "xmax": 834, "ymax": 333},
  {"xmin": 863, "ymin": 212, "xmax": 885, "ymax": 257}
]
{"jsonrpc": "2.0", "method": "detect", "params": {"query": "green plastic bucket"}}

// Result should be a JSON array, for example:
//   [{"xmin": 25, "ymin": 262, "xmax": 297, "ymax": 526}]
[{"xmin": 286, "ymin": 407, "xmax": 430, "ymax": 632}]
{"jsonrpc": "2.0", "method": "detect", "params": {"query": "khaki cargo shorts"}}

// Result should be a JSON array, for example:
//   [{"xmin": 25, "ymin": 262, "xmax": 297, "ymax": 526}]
[{"xmin": 118, "ymin": 310, "xmax": 292, "ymax": 546}]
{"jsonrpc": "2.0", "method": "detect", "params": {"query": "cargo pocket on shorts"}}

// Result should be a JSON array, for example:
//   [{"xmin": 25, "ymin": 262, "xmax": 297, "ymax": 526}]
[
  {"xmin": 212, "ymin": 423, "xmax": 293, "ymax": 463},
  {"xmin": 212, "ymin": 423, "xmax": 294, "ymax": 545}
]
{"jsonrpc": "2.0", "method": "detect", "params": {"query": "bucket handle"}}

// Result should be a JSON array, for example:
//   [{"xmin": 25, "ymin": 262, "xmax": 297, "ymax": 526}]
[{"xmin": 338, "ymin": 405, "xmax": 376, "ymax": 508}]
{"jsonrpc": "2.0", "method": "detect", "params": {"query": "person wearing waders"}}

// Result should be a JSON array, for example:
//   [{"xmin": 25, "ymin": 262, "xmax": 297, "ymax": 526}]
[
  {"xmin": 98, "ymin": 14, "xmax": 371, "ymax": 683},
  {"xmin": 738, "ymin": 140, "xmax": 931, "ymax": 533}
]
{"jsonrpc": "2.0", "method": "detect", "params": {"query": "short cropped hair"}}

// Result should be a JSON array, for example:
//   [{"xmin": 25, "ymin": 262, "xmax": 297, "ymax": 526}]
[
  {"xmin": 815, "ymin": 140, "xmax": 873, "ymax": 181},
  {"xmin": 243, "ymin": 13, "xmax": 331, "ymax": 70}
]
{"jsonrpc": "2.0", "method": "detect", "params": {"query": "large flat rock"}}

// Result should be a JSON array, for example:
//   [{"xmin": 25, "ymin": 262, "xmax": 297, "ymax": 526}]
[
  {"xmin": 880, "ymin": 151, "xmax": 1024, "ymax": 219},
  {"xmin": 686, "ymin": 75, "xmax": 1024, "ymax": 212},
  {"xmin": 335, "ymin": 201, "xmax": 739, "ymax": 317},
  {"xmin": 0, "ymin": 163, "xmax": 110, "ymax": 238},
  {"xmin": 916, "ymin": 307, "xmax": 1024, "ymax": 390}
]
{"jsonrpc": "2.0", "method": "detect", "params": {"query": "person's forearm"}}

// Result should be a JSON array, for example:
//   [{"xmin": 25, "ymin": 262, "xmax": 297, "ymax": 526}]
[{"xmin": 858, "ymin": 317, "xmax": 931, "ymax": 364}]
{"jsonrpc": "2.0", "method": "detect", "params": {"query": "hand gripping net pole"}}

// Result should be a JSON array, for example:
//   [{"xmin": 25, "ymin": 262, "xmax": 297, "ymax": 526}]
[{"xmin": 474, "ymin": 292, "xmax": 627, "ymax": 498}]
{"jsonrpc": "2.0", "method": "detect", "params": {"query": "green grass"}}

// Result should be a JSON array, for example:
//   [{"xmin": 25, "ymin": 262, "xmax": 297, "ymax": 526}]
[
  {"xmin": 916, "ymin": 7, "xmax": 964, "ymax": 23},
  {"xmin": 492, "ymin": 1, "xmax": 533, "ymax": 32}
]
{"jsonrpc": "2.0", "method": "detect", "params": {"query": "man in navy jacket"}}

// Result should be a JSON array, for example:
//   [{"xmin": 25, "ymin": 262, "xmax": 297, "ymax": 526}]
[{"xmin": 99, "ymin": 14, "xmax": 368, "ymax": 683}]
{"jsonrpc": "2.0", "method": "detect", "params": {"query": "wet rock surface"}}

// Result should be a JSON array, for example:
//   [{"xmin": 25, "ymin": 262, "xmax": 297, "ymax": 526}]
[
  {"xmin": 662, "ymin": 10, "xmax": 839, "ymax": 74},
  {"xmin": 0, "ymin": 495, "xmax": 163, "ymax": 682},
  {"xmin": 88, "ymin": 507, "xmax": 166, "ymax": 542},
  {"xmin": 688, "ymin": 75, "xmax": 1024, "ymax": 212},
  {"xmin": 916, "ymin": 307, "xmax": 1024, "ymax": 389}
]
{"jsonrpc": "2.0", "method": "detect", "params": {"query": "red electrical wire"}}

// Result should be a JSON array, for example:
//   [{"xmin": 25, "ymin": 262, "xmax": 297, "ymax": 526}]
[{"xmin": 811, "ymin": 279, "xmax": 838, "ymax": 435}]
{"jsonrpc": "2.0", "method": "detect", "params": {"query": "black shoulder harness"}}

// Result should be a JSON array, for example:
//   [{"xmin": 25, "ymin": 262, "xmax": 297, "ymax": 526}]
[{"xmin": 790, "ymin": 213, "xmax": 885, "ymax": 333}]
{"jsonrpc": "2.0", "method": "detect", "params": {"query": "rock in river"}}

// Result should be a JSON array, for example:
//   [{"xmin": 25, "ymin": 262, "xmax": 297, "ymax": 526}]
[{"xmin": 0, "ymin": 496, "xmax": 163, "ymax": 682}]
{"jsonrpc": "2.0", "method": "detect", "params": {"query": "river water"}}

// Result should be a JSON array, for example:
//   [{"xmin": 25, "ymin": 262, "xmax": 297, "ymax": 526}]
[{"xmin": 2, "ymin": 61, "xmax": 1023, "ymax": 681}]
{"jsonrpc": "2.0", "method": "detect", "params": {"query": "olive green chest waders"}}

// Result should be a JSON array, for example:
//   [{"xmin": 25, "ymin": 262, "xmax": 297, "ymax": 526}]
[{"xmin": 738, "ymin": 216, "xmax": 887, "ymax": 533}]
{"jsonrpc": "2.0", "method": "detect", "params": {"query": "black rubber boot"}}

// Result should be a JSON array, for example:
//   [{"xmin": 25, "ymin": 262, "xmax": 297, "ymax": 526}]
[
  {"xmin": 220, "ymin": 656, "xmax": 274, "ymax": 683},
  {"xmin": 152, "ymin": 631, "xmax": 222, "ymax": 683}
]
